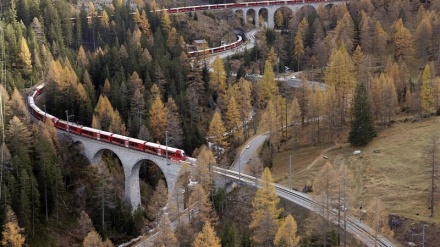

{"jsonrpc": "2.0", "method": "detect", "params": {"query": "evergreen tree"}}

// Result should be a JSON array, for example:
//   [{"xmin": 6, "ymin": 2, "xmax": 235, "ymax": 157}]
[{"xmin": 348, "ymin": 83, "xmax": 376, "ymax": 146}]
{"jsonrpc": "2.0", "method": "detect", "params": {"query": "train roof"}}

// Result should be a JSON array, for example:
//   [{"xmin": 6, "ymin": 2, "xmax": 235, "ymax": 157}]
[
  {"xmin": 146, "ymin": 142, "xmax": 184, "ymax": 153},
  {"xmin": 111, "ymin": 133, "xmax": 129, "ymax": 140},
  {"xmin": 128, "ymin": 138, "xmax": 147, "ymax": 144},
  {"xmin": 82, "ymin": 126, "xmax": 99, "ymax": 132},
  {"xmin": 99, "ymin": 130, "xmax": 114, "ymax": 136}
]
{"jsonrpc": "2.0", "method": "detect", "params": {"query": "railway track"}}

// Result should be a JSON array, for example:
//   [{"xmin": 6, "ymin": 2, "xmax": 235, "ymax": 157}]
[{"xmin": 212, "ymin": 166, "xmax": 396, "ymax": 247}]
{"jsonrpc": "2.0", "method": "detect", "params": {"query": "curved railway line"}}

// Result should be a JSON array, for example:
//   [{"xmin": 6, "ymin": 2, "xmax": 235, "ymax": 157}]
[
  {"xmin": 212, "ymin": 167, "xmax": 396, "ymax": 247},
  {"xmin": 27, "ymin": 1, "xmax": 397, "ymax": 246}
]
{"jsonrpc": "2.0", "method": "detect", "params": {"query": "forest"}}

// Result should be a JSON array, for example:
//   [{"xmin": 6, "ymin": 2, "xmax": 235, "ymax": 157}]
[{"xmin": 0, "ymin": 0, "xmax": 440, "ymax": 246}]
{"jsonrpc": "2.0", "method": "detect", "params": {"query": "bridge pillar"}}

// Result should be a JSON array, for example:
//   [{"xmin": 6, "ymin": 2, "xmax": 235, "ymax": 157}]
[
  {"xmin": 242, "ymin": 9, "xmax": 247, "ymax": 25},
  {"xmin": 125, "ymin": 164, "xmax": 141, "ymax": 210},
  {"xmin": 254, "ymin": 12, "xmax": 259, "ymax": 27},
  {"xmin": 126, "ymin": 157, "xmax": 182, "ymax": 210},
  {"xmin": 267, "ymin": 8, "xmax": 275, "ymax": 28}
]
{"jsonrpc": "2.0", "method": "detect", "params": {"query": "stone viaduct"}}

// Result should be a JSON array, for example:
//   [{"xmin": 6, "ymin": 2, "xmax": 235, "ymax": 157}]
[
  {"xmin": 231, "ymin": 1, "xmax": 340, "ymax": 28},
  {"xmin": 57, "ymin": 129, "xmax": 187, "ymax": 210}
]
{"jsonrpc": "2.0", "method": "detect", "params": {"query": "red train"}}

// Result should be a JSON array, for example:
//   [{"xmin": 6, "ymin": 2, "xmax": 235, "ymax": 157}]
[
  {"xmin": 159, "ymin": 0, "xmax": 337, "ymax": 14},
  {"xmin": 27, "ymin": 84, "xmax": 187, "ymax": 162},
  {"xmin": 188, "ymin": 34, "xmax": 243, "ymax": 58}
]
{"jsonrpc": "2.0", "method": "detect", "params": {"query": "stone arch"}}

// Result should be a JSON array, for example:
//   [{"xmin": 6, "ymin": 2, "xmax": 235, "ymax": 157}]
[
  {"xmin": 298, "ymin": 5, "xmax": 318, "ymax": 15},
  {"xmin": 234, "ymin": 9, "xmax": 245, "ymax": 25},
  {"xmin": 131, "ymin": 158, "xmax": 167, "ymax": 210},
  {"xmin": 257, "ymin": 8, "xmax": 268, "ymax": 28},
  {"xmin": 128, "ymin": 156, "xmax": 181, "ymax": 209},
  {"xmin": 246, "ymin": 8, "xmax": 257, "ymax": 26},
  {"xmin": 273, "ymin": 7, "xmax": 293, "ymax": 29}
]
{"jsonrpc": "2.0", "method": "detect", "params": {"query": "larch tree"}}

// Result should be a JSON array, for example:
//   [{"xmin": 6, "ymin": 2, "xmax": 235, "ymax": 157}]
[
  {"xmin": 334, "ymin": 161, "xmax": 354, "ymax": 247},
  {"xmin": 275, "ymin": 10, "xmax": 284, "ymax": 28},
  {"xmin": 2, "ymin": 207, "xmax": 25, "ymax": 247},
  {"xmin": 188, "ymin": 184, "xmax": 217, "ymax": 231},
  {"xmin": 153, "ymin": 214, "xmax": 179, "ymax": 247},
  {"xmin": 18, "ymin": 37, "xmax": 32, "ymax": 74},
  {"xmin": 298, "ymin": 17, "xmax": 309, "ymax": 41},
  {"xmin": 415, "ymin": 16, "xmax": 433, "ymax": 62},
  {"xmin": 249, "ymin": 168, "xmax": 282, "ymax": 246},
  {"xmin": 208, "ymin": 111, "xmax": 228, "ymax": 164},
  {"xmin": 380, "ymin": 74, "xmax": 398, "ymax": 127},
  {"xmin": 194, "ymin": 145, "xmax": 216, "ymax": 193},
  {"xmin": 78, "ymin": 211, "xmax": 94, "ymax": 240},
  {"xmin": 149, "ymin": 96, "xmax": 168, "ymax": 143},
  {"xmin": 147, "ymin": 180, "xmax": 168, "ymax": 221},
  {"xmin": 92, "ymin": 95, "xmax": 127, "ymax": 135},
  {"xmin": 384, "ymin": 61, "xmax": 404, "ymax": 104},
  {"xmin": 359, "ymin": 11, "xmax": 372, "ymax": 54},
  {"xmin": 160, "ymin": 10, "xmax": 172, "ymax": 35},
  {"xmin": 307, "ymin": 86, "xmax": 323, "ymax": 144},
  {"xmin": 348, "ymin": 83, "xmax": 376, "ymax": 146},
  {"xmin": 268, "ymin": 47, "xmax": 278, "ymax": 68},
  {"xmin": 108, "ymin": 109, "xmax": 127, "ymax": 135},
  {"xmin": 352, "ymin": 46, "xmax": 368, "ymax": 85},
  {"xmin": 138, "ymin": 10, "xmax": 152, "ymax": 38},
  {"xmin": 225, "ymin": 97, "xmax": 242, "ymax": 142},
  {"xmin": 101, "ymin": 10, "xmax": 110, "ymax": 29},
  {"xmin": 7, "ymin": 88, "xmax": 30, "ymax": 124},
  {"xmin": 234, "ymin": 78, "xmax": 252, "ymax": 139},
  {"xmin": 256, "ymin": 60, "xmax": 278, "ymax": 109},
  {"xmin": 166, "ymin": 97, "xmax": 184, "ymax": 148},
  {"xmin": 332, "ymin": 12, "xmax": 355, "ymax": 51},
  {"xmin": 365, "ymin": 197, "xmax": 394, "ymax": 245},
  {"xmin": 293, "ymin": 31, "xmax": 304, "ymax": 70},
  {"xmin": 312, "ymin": 161, "xmax": 338, "ymax": 247},
  {"xmin": 82, "ymin": 230, "xmax": 113, "ymax": 247},
  {"xmin": 77, "ymin": 46, "xmax": 89, "ymax": 67},
  {"xmin": 167, "ymin": 27, "xmax": 178, "ymax": 48},
  {"xmin": 193, "ymin": 221, "xmax": 221, "ymax": 247},
  {"xmin": 129, "ymin": 88, "xmax": 146, "ymax": 135},
  {"xmin": 373, "ymin": 21, "xmax": 388, "ymax": 59},
  {"xmin": 324, "ymin": 44, "xmax": 355, "ymax": 128},
  {"xmin": 259, "ymin": 100, "xmax": 281, "ymax": 152},
  {"xmin": 420, "ymin": 64, "xmax": 435, "ymax": 116},
  {"xmin": 288, "ymin": 97, "xmax": 302, "ymax": 144},
  {"xmin": 209, "ymin": 56, "xmax": 227, "ymax": 109},
  {"xmin": 83, "ymin": 71, "xmax": 96, "ymax": 104},
  {"xmin": 392, "ymin": 18, "xmax": 414, "ymax": 62},
  {"xmin": 274, "ymin": 214, "xmax": 300, "ymax": 247},
  {"xmin": 186, "ymin": 61, "xmax": 205, "ymax": 124}
]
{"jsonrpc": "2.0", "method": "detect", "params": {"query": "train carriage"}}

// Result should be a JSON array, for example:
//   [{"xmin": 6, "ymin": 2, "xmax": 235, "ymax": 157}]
[
  {"xmin": 111, "ymin": 134, "xmax": 129, "ymax": 147},
  {"xmin": 55, "ymin": 120, "xmax": 69, "ymax": 131},
  {"xmin": 99, "ymin": 130, "xmax": 113, "ymax": 143},
  {"xmin": 128, "ymin": 138, "xmax": 147, "ymax": 151},
  {"xmin": 68, "ymin": 123, "xmax": 82, "ymax": 135},
  {"xmin": 82, "ymin": 126, "xmax": 99, "ymax": 139}
]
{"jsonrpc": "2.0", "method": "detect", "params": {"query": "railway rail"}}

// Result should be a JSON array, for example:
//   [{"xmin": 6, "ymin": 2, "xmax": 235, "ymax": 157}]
[{"xmin": 212, "ymin": 166, "xmax": 396, "ymax": 247}]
